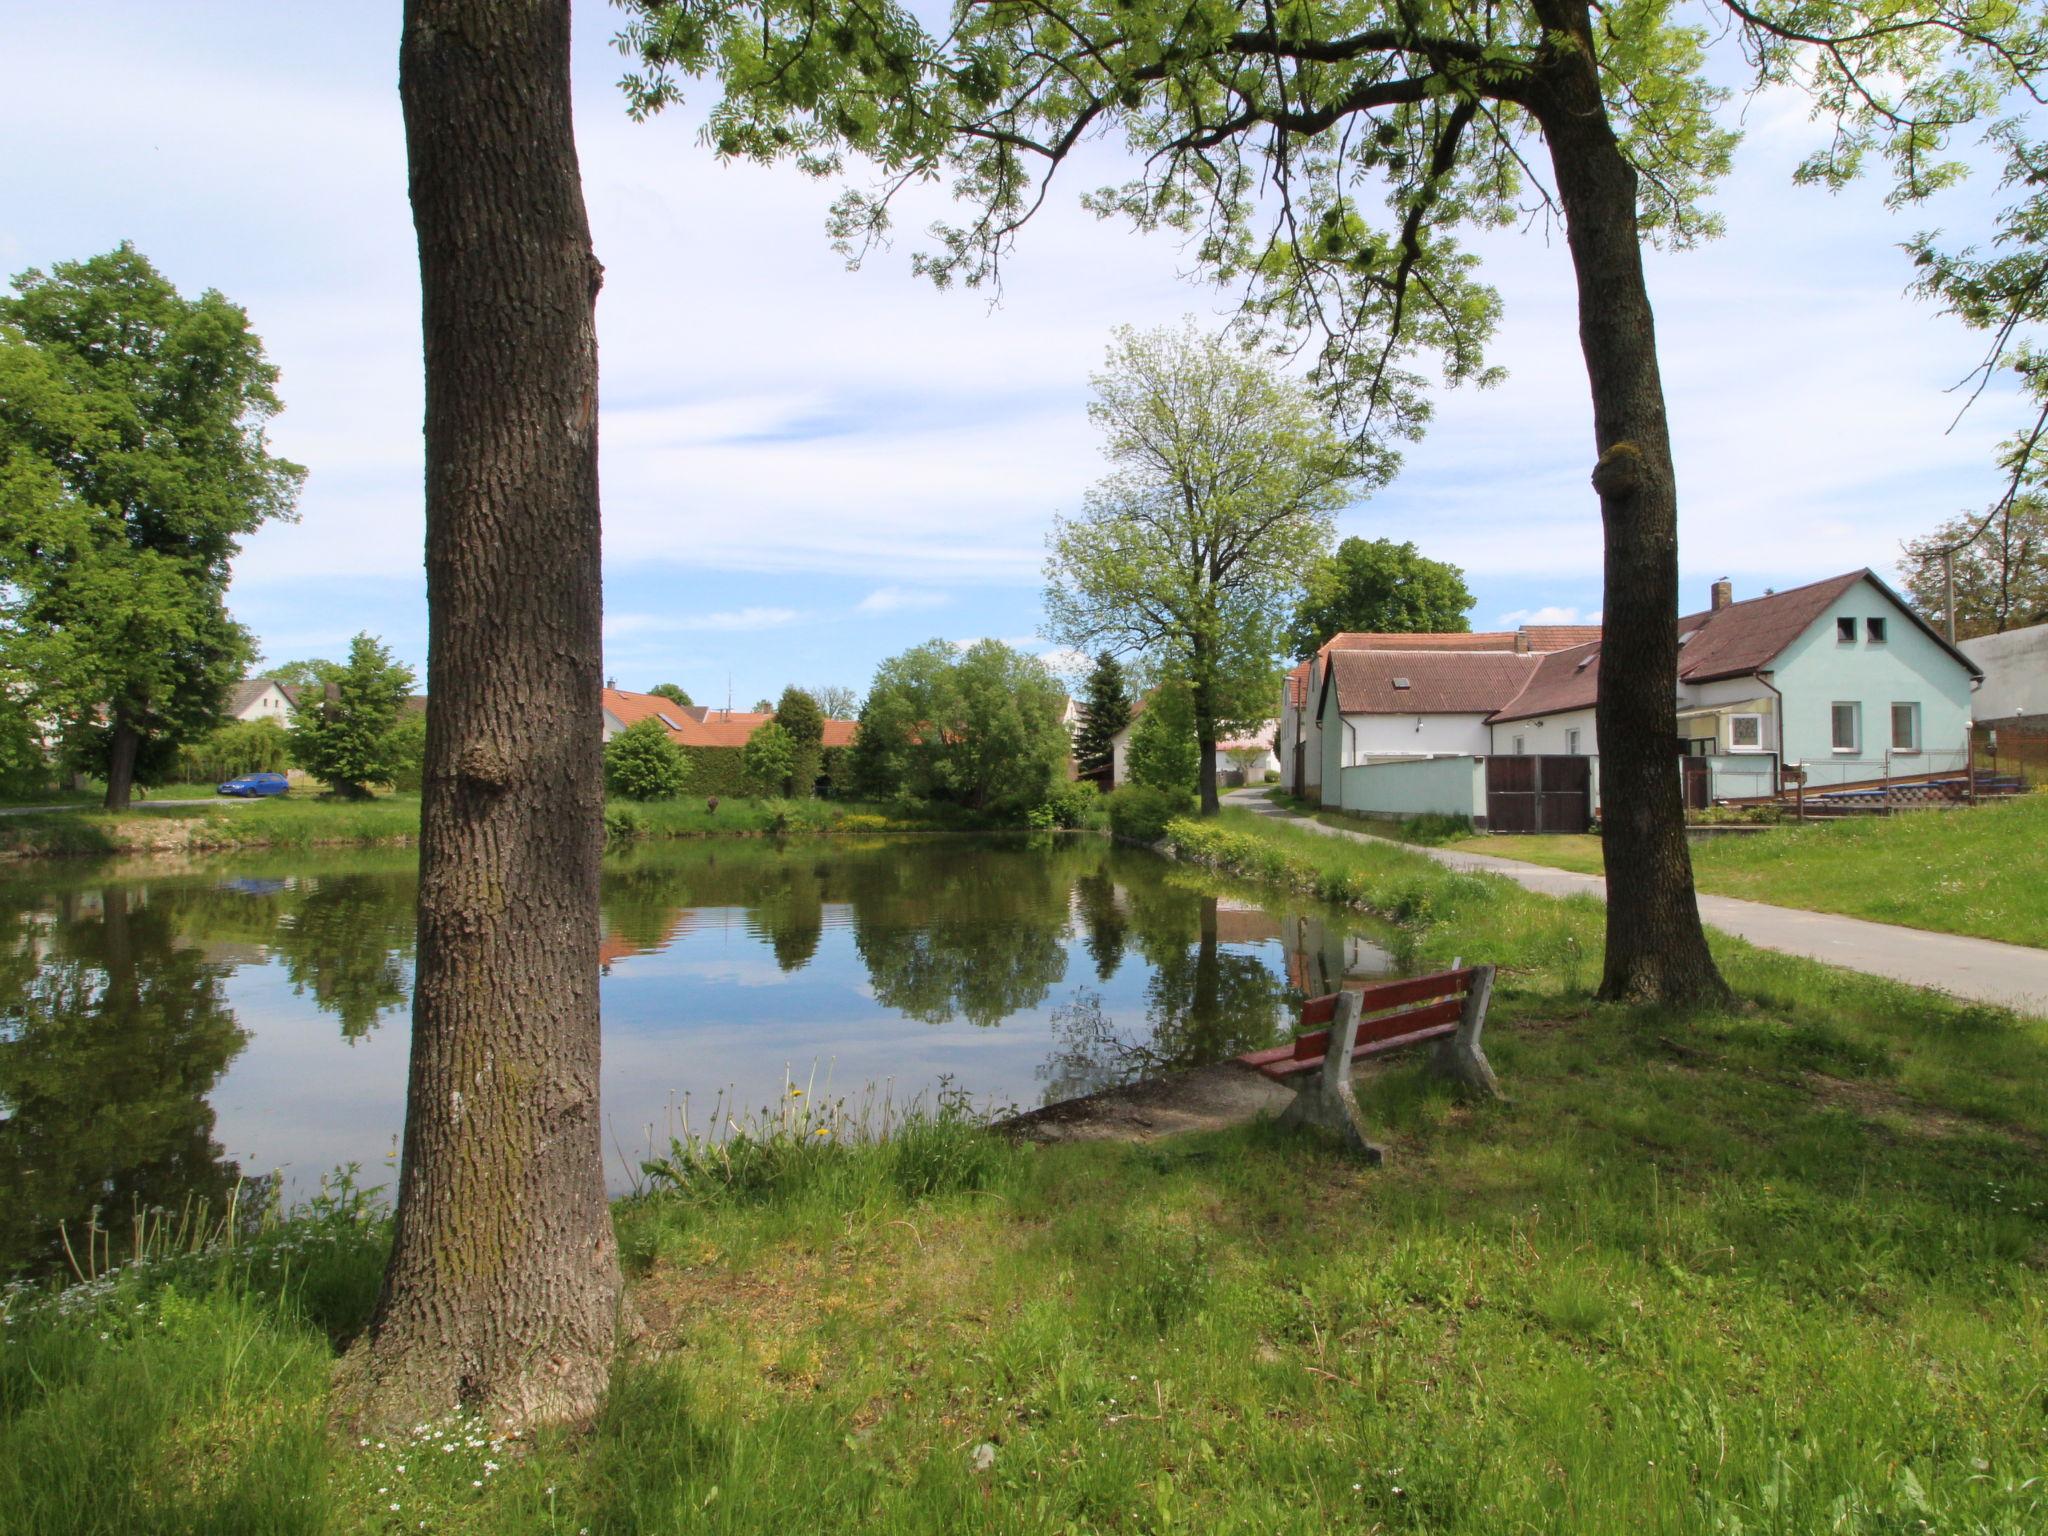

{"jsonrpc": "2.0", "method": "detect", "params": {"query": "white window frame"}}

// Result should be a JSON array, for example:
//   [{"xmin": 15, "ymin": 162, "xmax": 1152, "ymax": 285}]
[
  {"xmin": 1890, "ymin": 701, "xmax": 1921, "ymax": 754},
  {"xmin": 1566, "ymin": 727, "xmax": 1582, "ymax": 756},
  {"xmin": 1831, "ymin": 701, "xmax": 1861, "ymax": 754},
  {"xmin": 1726, "ymin": 713, "xmax": 1764, "ymax": 753}
]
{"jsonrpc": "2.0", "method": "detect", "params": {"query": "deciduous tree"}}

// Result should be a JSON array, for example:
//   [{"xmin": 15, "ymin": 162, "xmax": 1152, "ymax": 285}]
[
  {"xmin": 809, "ymin": 683, "xmax": 860, "ymax": 719},
  {"xmin": 0, "ymin": 244, "xmax": 303, "ymax": 809},
  {"xmin": 332, "ymin": 0, "xmax": 621, "ymax": 1432},
  {"xmin": 647, "ymin": 681, "xmax": 692, "ymax": 707},
  {"xmin": 1900, "ymin": 500, "xmax": 2048, "ymax": 639},
  {"xmin": 775, "ymin": 685, "xmax": 825, "ymax": 797},
  {"xmin": 1288, "ymin": 538, "xmax": 1474, "ymax": 657},
  {"xmin": 289, "ymin": 633, "xmax": 415, "ymax": 799},
  {"xmin": 743, "ymin": 718, "xmax": 798, "ymax": 796},
  {"xmin": 1124, "ymin": 678, "xmax": 1201, "ymax": 795},
  {"xmin": 1045, "ymin": 324, "xmax": 1353, "ymax": 816},
  {"xmin": 604, "ymin": 717, "xmax": 690, "ymax": 800},
  {"xmin": 618, "ymin": 0, "xmax": 2048, "ymax": 1004}
]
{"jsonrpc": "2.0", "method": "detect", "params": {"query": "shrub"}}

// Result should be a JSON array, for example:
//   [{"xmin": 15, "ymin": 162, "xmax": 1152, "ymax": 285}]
[
  {"xmin": 743, "ymin": 719, "xmax": 796, "ymax": 796},
  {"xmin": 1042, "ymin": 777, "xmax": 1104, "ymax": 829},
  {"xmin": 288, "ymin": 633, "xmax": 415, "ymax": 798},
  {"xmin": 604, "ymin": 718, "xmax": 689, "ymax": 800},
  {"xmin": 1107, "ymin": 783, "xmax": 1195, "ymax": 842},
  {"xmin": 174, "ymin": 717, "xmax": 290, "ymax": 783}
]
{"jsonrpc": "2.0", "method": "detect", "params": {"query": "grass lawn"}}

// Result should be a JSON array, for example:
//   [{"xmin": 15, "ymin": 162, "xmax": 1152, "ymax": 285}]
[
  {"xmin": 5, "ymin": 812, "xmax": 2045, "ymax": 1532},
  {"xmin": 1433, "ymin": 793, "xmax": 2048, "ymax": 947}
]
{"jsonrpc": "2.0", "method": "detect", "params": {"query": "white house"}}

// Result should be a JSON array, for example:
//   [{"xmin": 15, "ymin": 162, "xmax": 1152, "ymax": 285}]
[
  {"xmin": 226, "ymin": 678, "xmax": 300, "ymax": 725},
  {"xmin": 1959, "ymin": 620, "xmax": 2048, "ymax": 737}
]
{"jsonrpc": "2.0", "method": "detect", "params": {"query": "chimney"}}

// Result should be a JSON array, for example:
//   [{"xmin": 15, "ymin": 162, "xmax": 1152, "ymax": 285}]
[
  {"xmin": 1710, "ymin": 578, "xmax": 1733, "ymax": 612},
  {"xmin": 1515, "ymin": 630, "xmax": 1531, "ymax": 654}
]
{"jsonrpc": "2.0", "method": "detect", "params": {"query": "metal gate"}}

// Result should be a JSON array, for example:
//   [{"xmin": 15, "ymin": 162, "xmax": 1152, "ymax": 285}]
[{"xmin": 1485, "ymin": 755, "xmax": 1592, "ymax": 833}]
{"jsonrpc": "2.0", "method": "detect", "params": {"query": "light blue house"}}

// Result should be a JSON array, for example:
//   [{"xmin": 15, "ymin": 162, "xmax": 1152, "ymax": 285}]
[{"xmin": 1486, "ymin": 570, "xmax": 1983, "ymax": 802}]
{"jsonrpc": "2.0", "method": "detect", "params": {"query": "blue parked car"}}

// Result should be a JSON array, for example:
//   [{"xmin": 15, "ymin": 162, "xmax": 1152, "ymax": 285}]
[{"xmin": 217, "ymin": 772, "xmax": 290, "ymax": 798}]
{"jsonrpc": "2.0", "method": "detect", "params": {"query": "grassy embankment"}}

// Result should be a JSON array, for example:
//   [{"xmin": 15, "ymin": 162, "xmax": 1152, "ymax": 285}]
[
  {"xmin": 0, "ymin": 793, "xmax": 968, "ymax": 860},
  {"xmin": 1425, "ymin": 791, "xmax": 2048, "ymax": 947},
  {"xmin": 5, "ymin": 809, "xmax": 2047, "ymax": 1533}
]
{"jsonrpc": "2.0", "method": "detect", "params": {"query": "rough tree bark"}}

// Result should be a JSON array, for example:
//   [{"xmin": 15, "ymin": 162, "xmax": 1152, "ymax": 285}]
[
  {"xmin": 102, "ymin": 709, "xmax": 139, "ymax": 812},
  {"xmin": 332, "ymin": 0, "xmax": 624, "ymax": 1430},
  {"xmin": 1530, "ymin": 1, "xmax": 1730, "ymax": 1005}
]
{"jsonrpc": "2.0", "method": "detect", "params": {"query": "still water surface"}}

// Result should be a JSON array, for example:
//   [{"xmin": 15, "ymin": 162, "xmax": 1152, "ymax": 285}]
[{"xmin": 0, "ymin": 835, "xmax": 1406, "ymax": 1273}]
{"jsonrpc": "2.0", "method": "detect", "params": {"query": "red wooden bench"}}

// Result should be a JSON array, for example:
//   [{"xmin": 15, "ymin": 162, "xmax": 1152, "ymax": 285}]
[{"xmin": 1237, "ymin": 962, "xmax": 1501, "ymax": 1162}]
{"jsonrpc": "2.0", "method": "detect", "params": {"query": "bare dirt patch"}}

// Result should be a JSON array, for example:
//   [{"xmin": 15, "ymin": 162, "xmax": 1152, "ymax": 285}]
[
  {"xmin": 996, "ymin": 1062, "xmax": 1296, "ymax": 1144},
  {"xmin": 1804, "ymin": 1072, "xmax": 2038, "ymax": 1146}
]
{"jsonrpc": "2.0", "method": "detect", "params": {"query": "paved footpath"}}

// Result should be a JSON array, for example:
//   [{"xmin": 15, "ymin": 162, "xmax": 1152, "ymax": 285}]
[{"xmin": 1225, "ymin": 791, "xmax": 2048, "ymax": 1016}]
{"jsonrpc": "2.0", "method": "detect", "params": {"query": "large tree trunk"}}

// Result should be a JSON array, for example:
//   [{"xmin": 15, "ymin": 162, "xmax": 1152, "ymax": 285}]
[
  {"xmin": 1189, "ymin": 648, "xmax": 1221, "ymax": 816},
  {"xmin": 333, "ymin": 0, "xmax": 621, "ymax": 1431},
  {"xmin": 1530, "ymin": 5, "xmax": 1730, "ymax": 1007},
  {"xmin": 102, "ymin": 708, "xmax": 139, "ymax": 811}
]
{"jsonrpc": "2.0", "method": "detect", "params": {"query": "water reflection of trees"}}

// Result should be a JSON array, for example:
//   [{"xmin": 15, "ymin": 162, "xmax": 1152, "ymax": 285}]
[
  {"xmin": 0, "ymin": 889, "xmax": 247, "ymax": 1276},
  {"xmin": 270, "ymin": 873, "xmax": 414, "ymax": 1040},
  {"xmin": 1039, "ymin": 893, "xmax": 1294, "ymax": 1102}
]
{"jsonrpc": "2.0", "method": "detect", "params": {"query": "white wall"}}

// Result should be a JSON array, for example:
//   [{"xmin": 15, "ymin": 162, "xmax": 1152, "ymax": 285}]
[
  {"xmin": 1332, "ymin": 710, "xmax": 1494, "ymax": 765},
  {"xmin": 232, "ymin": 684, "xmax": 295, "ymax": 725},
  {"xmin": 1491, "ymin": 706, "xmax": 1597, "ymax": 757},
  {"xmin": 1960, "ymin": 622, "xmax": 2048, "ymax": 723}
]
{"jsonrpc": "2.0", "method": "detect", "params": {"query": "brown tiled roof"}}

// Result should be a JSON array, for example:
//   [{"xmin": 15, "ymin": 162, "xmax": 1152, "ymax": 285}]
[
  {"xmin": 1285, "ymin": 661, "xmax": 1311, "ymax": 709},
  {"xmin": 1324, "ymin": 649, "xmax": 1540, "ymax": 715},
  {"xmin": 1671, "ymin": 571, "xmax": 1866, "ymax": 682},
  {"xmin": 1320, "ymin": 630, "xmax": 1523, "ymax": 656},
  {"xmin": 1522, "ymin": 625, "xmax": 1604, "ymax": 652},
  {"xmin": 226, "ymin": 678, "xmax": 275, "ymax": 715},
  {"xmin": 1486, "ymin": 641, "xmax": 1602, "ymax": 724}
]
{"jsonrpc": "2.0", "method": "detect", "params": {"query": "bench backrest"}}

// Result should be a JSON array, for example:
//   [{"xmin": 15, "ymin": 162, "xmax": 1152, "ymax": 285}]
[{"xmin": 1291, "ymin": 968, "xmax": 1475, "ymax": 1059}]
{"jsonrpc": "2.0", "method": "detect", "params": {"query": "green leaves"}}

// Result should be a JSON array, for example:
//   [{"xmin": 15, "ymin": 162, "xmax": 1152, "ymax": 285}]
[{"xmin": 287, "ymin": 634, "xmax": 416, "ymax": 799}]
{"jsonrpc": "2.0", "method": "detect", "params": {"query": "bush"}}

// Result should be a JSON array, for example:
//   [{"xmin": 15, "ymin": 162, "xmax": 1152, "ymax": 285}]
[
  {"xmin": 743, "ymin": 720, "xmax": 796, "ymax": 796},
  {"xmin": 604, "ymin": 718, "xmax": 689, "ymax": 800},
  {"xmin": 173, "ymin": 717, "xmax": 291, "ymax": 784},
  {"xmin": 1042, "ymin": 778, "xmax": 1104, "ymax": 829},
  {"xmin": 1107, "ymin": 783, "xmax": 1195, "ymax": 842}
]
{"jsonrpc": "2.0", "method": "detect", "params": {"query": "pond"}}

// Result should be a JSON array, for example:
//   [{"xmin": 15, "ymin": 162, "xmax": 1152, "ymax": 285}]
[{"xmin": 0, "ymin": 834, "xmax": 1408, "ymax": 1276}]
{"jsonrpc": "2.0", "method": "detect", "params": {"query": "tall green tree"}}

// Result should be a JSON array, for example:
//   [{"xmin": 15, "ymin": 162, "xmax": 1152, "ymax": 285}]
[
  {"xmin": 647, "ymin": 681, "xmax": 693, "ymax": 707},
  {"xmin": 0, "ymin": 244, "xmax": 303, "ymax": 809},
  {"xmin": 289, "ymin": 633, "xmax": 416, "ymax": 799},
  {"xmin": 604, "ymin": 717, "xmax": 690, "ymax": 800},
  {"xmin": 1044, "ymin": 324, "xmax": 1353, "ymax": 817},
  {"xmin": 333, "ymin": 0, "xmax": 622, "ymax": 1433},
  {"xmin": 850, "ymin": 639, "xmax": 1070, "ymax": 818},
  {"xmin": 264, "ymin": 658, "xmax": 346, "ymax": 692},
  {"xmin": 775, "ymin": 685, "xmax": 825, "ymax": 797},
  {"xmin": 1288, "ymin": 538, "xmax": 1474, "ymax": 657},
  {"xmin": 1073, "ymin": 653, "xmax": 1133, "ymax": 778},
  {"xmin": 618, "ymin": 0, "xmax": 2048, "ymax": 1001}
]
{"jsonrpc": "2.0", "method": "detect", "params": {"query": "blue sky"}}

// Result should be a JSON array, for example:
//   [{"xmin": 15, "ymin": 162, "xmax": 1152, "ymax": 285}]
[{"xmin": 1, "ymin": 3, "xmax": 2028, "ymax": 707}]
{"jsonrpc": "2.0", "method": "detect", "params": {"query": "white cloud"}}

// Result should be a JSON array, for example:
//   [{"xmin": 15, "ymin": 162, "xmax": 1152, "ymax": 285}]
[
  {"xmin": 856, "ymin": 586, "xmax": 952, "ymax": 614},
  {"xmin": 605, "ymin": 607, "xmax": 801, "ymax": 639},
  {"xmin": 1496, "ymin": 605, "xmax": 1602, "ymax": 627}
]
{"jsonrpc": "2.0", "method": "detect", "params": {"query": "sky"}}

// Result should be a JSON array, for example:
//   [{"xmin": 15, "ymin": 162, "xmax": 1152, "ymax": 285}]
[{"xmin": 1, "ymin": 3, "xmax": 2029, "ymax": 707}]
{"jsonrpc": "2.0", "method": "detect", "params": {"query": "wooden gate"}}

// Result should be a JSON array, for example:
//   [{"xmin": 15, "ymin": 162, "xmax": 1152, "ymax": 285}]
[
  {"xmin": 1486, "ymin": 755, "xmax": 1592, "ymax": 833},
  {"xmin": 1680, "ymin": 756, "xmax": 1710, "ymax": 811}
]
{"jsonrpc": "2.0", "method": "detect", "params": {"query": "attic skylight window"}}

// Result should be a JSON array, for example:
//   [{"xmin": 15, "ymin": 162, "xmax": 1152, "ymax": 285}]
[
  {"xmin": 1677, "ymin": 630, "xmax": 1695, "ymax": 647},
  {"xmin": 656, "ymin": 712, "xmax": 681, "ymax": 730},
  {"xmin": 1392, "ymin": 677, "xmax": 1411, "ymax": 690},
  {"xmin": 1575, "ymin": 655, "xmax": 1596, "ymax": 672}
]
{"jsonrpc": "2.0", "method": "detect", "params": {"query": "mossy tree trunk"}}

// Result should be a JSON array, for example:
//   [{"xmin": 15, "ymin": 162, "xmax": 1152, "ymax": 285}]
[
  {"xmin": 1530, "ymin": 0, "xmax": 1729, "ymax": 1006},
  {"xmin": 333, "ymin": 0, "xmax": 623, "ymax": 1431}
]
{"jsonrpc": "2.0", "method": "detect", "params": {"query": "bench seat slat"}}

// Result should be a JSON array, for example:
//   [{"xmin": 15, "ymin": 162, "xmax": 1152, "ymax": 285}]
[
  {"xmin": 1350, "ymin": 968, "xmax": 1473, "ymax": 1012},
  {"xmin": 1245, "ymin": 997, "xmax": 1466, "ymax": 1080}
]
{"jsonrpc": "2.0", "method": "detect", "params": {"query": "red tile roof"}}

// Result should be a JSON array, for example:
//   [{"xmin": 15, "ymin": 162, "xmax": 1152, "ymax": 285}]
[
  {"xmin": 1320, "ymin": 630, "xmax": 1524, "ymax": 655},
  {"xmin": 603, "ymin": 690, "xmax": 857, "ymax": 749},
  {"xmin": 1484, "ymin": 641, "xmax": 1603, "ymax": 725},
  {"xmin": 1323, "ymin": 649, "xmax": 1541, "ymax": 715},
  {"xmin": 1522, "ymin": 625, "xmax": 1604, "ymax": 652}
]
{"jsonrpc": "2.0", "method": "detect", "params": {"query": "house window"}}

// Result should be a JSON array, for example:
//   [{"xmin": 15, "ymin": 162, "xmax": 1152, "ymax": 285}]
[
  {"xmin": 1727, "ymin": 713, "xmax": 1763, "ymax": 752},
  {"xmin": 1566, "ymin": 728, "xmax": 1582, "ymax": 755},
  {"xmin": 1512, "ymin": 735, "xmax": 1525, "ymax": 755},
  {"xmin": 1831, "ymin": 701, "xmax": 1860, "ymax": 753},
  {"xmin": 1836, "ymin": 616, "xmax": 1856, "ymax": 644},
  {"xmin": 1890, "ymin": 702, "xmax": 1920, "ymax": 753},
  {"xmin": 1866, "ymin": 616, "xmax": 1887, "ymax": 643}
]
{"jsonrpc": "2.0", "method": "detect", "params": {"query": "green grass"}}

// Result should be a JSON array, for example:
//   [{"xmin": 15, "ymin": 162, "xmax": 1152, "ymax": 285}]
[
  {"xmin": 1435, "ymin": 793, "xmax": 2048, "ymax": 946},
  {"xmin": 5, "ymin": 814, "xmax": 2047, "ymax": 1531}
]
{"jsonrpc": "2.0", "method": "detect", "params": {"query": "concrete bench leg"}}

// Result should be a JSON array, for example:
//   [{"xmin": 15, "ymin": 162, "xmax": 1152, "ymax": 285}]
[
  {"xmin": 1430, "ymin": 963, "xmax": 1504, "ymax": 1100},
  {"xmin": 1278, "ymin": 989, "xmax": 1385, "ymax": 1164}
]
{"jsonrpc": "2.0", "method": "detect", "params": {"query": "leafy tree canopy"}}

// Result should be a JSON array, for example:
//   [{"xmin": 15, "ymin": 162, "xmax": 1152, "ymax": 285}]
[
  {"xmin": 264, "ymin": 659, "xmax": 345, "ymax": 692},
  {"xmin": 1044, "ymin": 323, "xmax": 1354, "ymax": 812},
  {"xmin": 1288, "ymin": 537, "xmax": 1474, "ymax": 657},
  {"xmin": 604, "ymin": 717, "xmax": 690, "ymax": 801},
  {"xmin": 0, "ymin": 243, "xmax": 304, "ymax": 807},
  {"xmin": 775, "ymin": 686, "xmax": 825, "ymax": 746},
  {"xmin": 809, "ymin": 684, "xmax": 860, "ymax": 718},
  {"xmin": 743, "ymin": 718, "xmax": 798, "ymax": 796},
  {"xmin": 849, "ymin": 639, "xmax": 1071, "ymax": 819},
  {"xmin": 288, "ymin": 633, "xmax": 415, "ymax": 799},
  {"xmin": 1124, "ymin": 677, "xmax": 1201, "ymax": 795},
  {"xmin": 1900, "ymin": 499, "xmax": 2048, "ymax": 638},
  {"xmin": 647, "ymin": 682, "xmax": 693, "ymax": 707}
]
